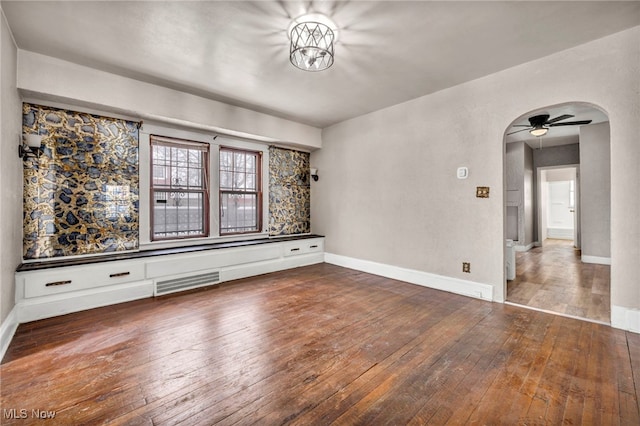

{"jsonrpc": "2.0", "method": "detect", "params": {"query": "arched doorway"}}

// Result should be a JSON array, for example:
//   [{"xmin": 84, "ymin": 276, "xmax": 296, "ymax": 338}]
[{"xmin": 503, "ymin": 102, "xmax": 611, "ymax": 323}]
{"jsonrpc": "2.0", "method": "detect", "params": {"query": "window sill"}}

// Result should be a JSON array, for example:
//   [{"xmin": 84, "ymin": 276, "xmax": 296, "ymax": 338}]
[{"xmin": 140, "ymin": 232, "xmax": 270, "ymax": 251}]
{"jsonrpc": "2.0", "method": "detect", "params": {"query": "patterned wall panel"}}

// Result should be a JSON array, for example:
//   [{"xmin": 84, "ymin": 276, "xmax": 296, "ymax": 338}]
[
  {"xmin": 268, "ymin": 147, "xmax": 310, "ymax": 236},
  {"xmin": 22, "ymin": 104, "xmax": 139, "ymax": 259}
]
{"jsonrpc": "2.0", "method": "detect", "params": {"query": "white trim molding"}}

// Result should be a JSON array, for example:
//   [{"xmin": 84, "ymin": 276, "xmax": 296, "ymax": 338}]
[
  {"xmin": 612, "ymin": 305, "xmax": 640, "ymax": 334},
  {"xmin": 0, "ymin": 307, "xmax": 19, "ymax": 362},
  {"xmin": 514, "ymin": 242, "xmax": 537, "ymax": 252},
  {"xmin": 547, "ymin": 228, "xmax": 574, "ymax": 240},
  {"xmin": 324, "ymin": 253, "xmax": 493, "ymax": 301},
  {"xmin": 581, "ymin": 255, "xmax": 611, "ymax": 265}
]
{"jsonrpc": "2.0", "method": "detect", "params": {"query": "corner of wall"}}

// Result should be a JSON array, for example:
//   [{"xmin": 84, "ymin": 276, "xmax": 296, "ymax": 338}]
[
  {"xmin": 1, "ymin": 5, "xmax": 23, "ymax": 329},
  {"xmin": 0, "ymin": 306, "xmax": 18, "ymax": 361}
]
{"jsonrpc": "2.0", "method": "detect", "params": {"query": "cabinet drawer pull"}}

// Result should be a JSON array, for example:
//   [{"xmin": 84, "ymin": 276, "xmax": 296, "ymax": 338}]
[
  {"xmin": 110, "ymin": 272, "xmax": 131, "ymax": 278},
  {"xmin": 290, "ymin": 248, "xmax": 301, "ymax": 252},
  {"xmin": 45, "ymin": 280, "xmax": 72, "ymax": 287},
  {"xmin": 310, "ymin": 245, "xmax": 318, "ymax": 249}
]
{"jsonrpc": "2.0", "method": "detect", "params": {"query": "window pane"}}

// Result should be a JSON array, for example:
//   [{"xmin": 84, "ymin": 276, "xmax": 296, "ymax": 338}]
[
  {"xmin": 219, "ymin": 147, "xmax": 261, "ymax": 235},
  {"xmin": 151, "ymin": 136, "xmax": 209, "ymax": 240},
  {"xmin": 220, "ymin": 171, "xmax": 232, "ymax": 190},
  {"xmin": 220, "ymin": 193, "xmax": 258, "ymax": 233},
  {"xmin": 234, "ymin": 152, "xmax": 246, "ymax": 172},
  {"xmin": 153, "ymin": 191, "xmax": 206, "ymax": 238}
]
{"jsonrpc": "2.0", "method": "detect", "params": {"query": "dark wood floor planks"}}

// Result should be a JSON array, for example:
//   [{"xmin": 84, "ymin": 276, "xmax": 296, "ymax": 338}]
[{"xmin": 1, "ymin": 263, "xmax": 638, "ymax": 425}]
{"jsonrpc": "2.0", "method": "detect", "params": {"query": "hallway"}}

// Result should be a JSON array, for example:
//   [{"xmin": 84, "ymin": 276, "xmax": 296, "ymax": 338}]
[{"xmin": 506, "ymin": 239, "xmax": 610, "ymax": 323}]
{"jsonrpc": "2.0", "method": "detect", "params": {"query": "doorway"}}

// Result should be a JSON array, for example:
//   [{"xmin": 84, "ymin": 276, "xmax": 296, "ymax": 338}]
[
  {"xmin": 504, "ymin": 103, "xmax": 611, "ymax": 324},
  {"xmin": 539, "ymin": 166, "xmax": 579, "ymax": 246}
]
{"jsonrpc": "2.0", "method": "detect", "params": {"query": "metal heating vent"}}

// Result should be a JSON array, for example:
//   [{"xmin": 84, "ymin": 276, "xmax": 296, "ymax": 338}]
[{"xmin": 155, "ymin": 271, "xmax": 220, "ymax": 296}]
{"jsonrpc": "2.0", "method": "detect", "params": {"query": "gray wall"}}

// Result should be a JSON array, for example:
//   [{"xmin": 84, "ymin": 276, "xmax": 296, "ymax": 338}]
[
  {"xmin": 505, "ymin": 141, "xmax": 534, "ymax": 246},
  {"xmin": 524, "ymin": 144, "xmax": 534, "ymax": 245},
  {"xmin": 533, "ymin": 142, "xmax": 580, "ymax": 169},
  {"xmin": 532, "ymin": 143, "xmax": 580, "ymax": 242},
  {"xmin": 313, "ymin": 27, "xmax": 640, "ymax": 307},
  {"xmin": 580, "ymin": 122, "xmax": 611, "ymax": 259},
  {"xmin": 505, "ymin": 143, "xmax": 522, "ymax": 242}
]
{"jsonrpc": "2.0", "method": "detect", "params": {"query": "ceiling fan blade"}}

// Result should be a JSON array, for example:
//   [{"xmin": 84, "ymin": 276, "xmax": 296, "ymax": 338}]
[
  {"xmin": 545, "ymin": 114, "xmax": 574, "ymax": 124},
  {"xmin": 507, "ymin": 128, "xmax": 531, "ymax": 135},
  {"xmin": 548, "ymin": 120, "xmax": 593, "ymax": 127}
]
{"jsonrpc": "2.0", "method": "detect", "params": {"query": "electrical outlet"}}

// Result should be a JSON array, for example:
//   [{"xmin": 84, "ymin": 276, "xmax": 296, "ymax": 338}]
[{"xmin": 462, "ymin": 262, "xmax": 471, "ymax": 273}]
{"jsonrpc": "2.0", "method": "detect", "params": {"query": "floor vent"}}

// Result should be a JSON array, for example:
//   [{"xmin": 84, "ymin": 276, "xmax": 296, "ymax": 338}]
[{"xmin": 155, "ymin": 271, "xmax": 220, "ymax": 296}]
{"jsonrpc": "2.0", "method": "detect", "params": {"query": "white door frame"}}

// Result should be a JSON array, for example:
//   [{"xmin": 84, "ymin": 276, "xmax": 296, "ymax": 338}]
[{"xmin": 536, "ymin": 164, "xmax": 580, "ymax": 246}]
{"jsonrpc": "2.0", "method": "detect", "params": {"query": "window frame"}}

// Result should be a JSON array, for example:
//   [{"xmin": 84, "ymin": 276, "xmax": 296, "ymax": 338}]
[
  {"xmin": 149, "ymin": 135, "xmax": 210, "ymax": 241},
  {"xmin": 219, "ymin": 146, "xmax": 263, "ymax": 236}
]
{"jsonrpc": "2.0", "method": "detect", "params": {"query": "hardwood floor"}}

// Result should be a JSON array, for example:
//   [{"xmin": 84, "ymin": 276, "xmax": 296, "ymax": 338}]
[
  {"xmin": 507, "ymin": 239, "xmax": 611, "ymax": 323},
  {"xmin": 2, "ymin": 263, "xmax": 637, "ymax": 425}
]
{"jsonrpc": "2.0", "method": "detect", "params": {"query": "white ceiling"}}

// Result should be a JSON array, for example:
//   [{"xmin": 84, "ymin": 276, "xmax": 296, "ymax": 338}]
[{"xmin": 2, "ymin": 1, "xmax": 639, "ymax": 128}]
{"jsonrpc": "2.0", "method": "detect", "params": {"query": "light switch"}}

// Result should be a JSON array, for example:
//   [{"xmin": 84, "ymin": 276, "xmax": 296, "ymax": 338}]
[{"xmin": 457, "ymin": 167, "xmax": 468, "ymax": 179}]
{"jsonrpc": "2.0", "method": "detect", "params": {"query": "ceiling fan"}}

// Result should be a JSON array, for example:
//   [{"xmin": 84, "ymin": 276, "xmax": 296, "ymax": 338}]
[{"xmin": 508, "ymin": 114, "xmax": 592, "ymax": 137}]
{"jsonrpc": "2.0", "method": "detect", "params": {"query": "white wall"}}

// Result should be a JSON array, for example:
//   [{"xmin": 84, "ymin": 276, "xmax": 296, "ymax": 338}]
[
  {"xmin": 505, "ymin": 141, "xmax": 534, "ymax": 246},
  {"xmin": 16, "ymin": 51, "xmax": 322, "ymax": 151},
  {"xmin": 580, "ymin": 122, "xmax": 611, "ymax": 259},
  {"xmin": 0, "ymin": 9, "xmax": 23, "ymax": 326},
  {"xmin": 312, "ymin": 26, "xmax": 640, "ymax": 312},
  {"xmin": 545, "ymin": 168, "xmax": 576, "ymax": 182}
]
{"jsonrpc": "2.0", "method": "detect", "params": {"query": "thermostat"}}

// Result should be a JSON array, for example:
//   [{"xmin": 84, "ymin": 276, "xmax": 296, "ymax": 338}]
[{"xmin": 457, "ymin": 167, "xmax": 468, "ymax": 179}]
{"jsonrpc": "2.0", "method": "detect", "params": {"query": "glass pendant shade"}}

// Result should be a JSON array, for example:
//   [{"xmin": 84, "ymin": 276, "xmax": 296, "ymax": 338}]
[{"xmin": 290, "ymin": 21, "xmax": 334, "ymax": 72}]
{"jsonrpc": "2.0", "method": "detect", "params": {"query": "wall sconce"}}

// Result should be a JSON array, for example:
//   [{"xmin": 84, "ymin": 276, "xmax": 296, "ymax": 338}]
[
  {"xmin": 19, "ymin": 134, "xmax": 44, "ymax": 159},
  {"xmin": 310, "ymin": 168, "xmax": 319, "ymax": 181}
]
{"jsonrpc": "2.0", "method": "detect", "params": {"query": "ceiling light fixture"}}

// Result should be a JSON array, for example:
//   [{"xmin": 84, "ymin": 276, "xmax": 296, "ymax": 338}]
[
  {"xmin": 530, "ymin": 126, "xmax": 548, "ymax": 137},
  {"xmin": 289, "ymin": 13, "xmax": 337, "ymax": 72}
]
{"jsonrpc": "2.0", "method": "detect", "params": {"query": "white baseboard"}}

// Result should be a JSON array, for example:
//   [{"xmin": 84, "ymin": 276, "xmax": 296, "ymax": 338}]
[
  {"xmin": 514, "ymin": 242, "xmax": 536, "ymax": 252},
  {"xmin": 612, "ymin": 305, "xmax": 640, "ymax": 334},
  {"xmin": 324, "ymin": 253, "xmax": 493, "ymax": 301},
  {"xmin": 547, "ymin": 228, "xmax": 574, "ymax": 240},
  {"xmin": 581, "ymin": 255, "xmax": 611, "ymax": 265},
  {"xmin": 0, "ymin": 307, "xmax": 19, "ymax": 362}
]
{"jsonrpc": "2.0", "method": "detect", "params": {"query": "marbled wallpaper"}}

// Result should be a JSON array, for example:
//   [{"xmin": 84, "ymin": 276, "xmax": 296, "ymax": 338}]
[
  {"xmin": 22, "ymin": 103, "xmax": 139, "ymax": 259},
  {"xmin": 269, "ymin": 147, "xmax": 310, "ymax": 236}
]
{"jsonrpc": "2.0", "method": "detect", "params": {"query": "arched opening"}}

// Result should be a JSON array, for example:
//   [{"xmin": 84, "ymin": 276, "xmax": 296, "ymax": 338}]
[{"xmin": 503, "ymin": 102, "xmax": 611, "ymax": 324}]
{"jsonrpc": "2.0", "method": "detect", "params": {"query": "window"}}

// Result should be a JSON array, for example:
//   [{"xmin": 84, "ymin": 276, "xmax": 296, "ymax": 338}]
[
  {"xmin": 219, "ymin": 147, "xmax": 262, "ymax": 235},
  {"xmin": 150, "ymin": 136, "xmax": 209, "ymax": 240}
]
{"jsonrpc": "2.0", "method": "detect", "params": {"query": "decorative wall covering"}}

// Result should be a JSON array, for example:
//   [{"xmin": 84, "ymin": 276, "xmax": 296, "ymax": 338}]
[
  {"xmin": 22, "ymin": 103, "xmax": 139, "ymax": 259},
  {"xmin": 269, "ymin": 147, "xmax": 310, "ymax": 236}
]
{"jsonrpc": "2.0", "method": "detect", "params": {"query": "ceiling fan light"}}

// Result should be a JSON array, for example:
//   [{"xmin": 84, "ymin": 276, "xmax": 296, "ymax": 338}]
[{"xmin": 530, "ymin": 127, "xmax": 548, "ymax": 137}]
